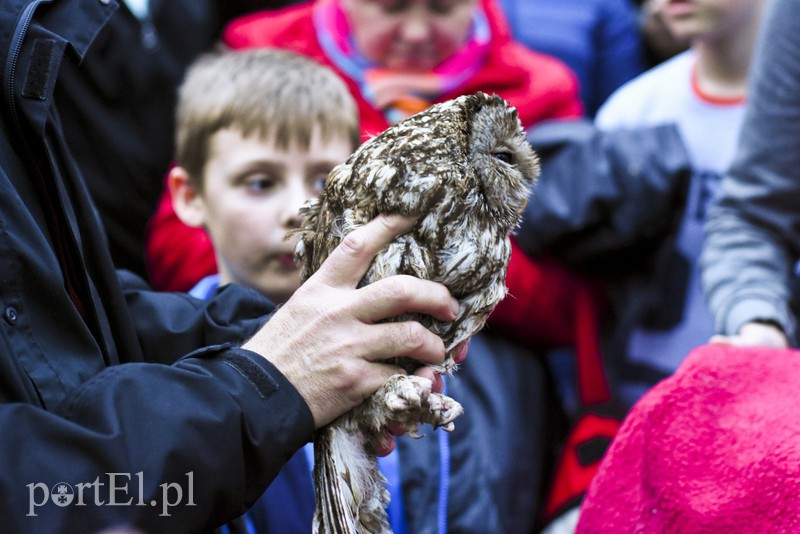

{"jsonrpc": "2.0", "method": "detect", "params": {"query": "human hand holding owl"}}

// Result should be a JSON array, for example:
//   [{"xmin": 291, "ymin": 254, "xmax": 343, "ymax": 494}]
[{"xmin": 243, "ymin": 214, "xmax": 458, "ymax": 429}]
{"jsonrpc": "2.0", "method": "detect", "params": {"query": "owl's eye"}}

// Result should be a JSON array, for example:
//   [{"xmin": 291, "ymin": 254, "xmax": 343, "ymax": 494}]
[{"xmin": 492, "ymin": 151, "xmax": 514, "ymax": 165}]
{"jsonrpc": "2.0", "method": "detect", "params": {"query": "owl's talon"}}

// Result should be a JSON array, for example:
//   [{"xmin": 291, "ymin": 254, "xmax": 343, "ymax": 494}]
[{"xmin": 380, "ymin": 375, "xmax": 432, "ymax": 416}]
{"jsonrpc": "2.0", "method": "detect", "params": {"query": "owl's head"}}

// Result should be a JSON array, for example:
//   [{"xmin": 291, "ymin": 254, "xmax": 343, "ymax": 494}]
[
  {"xmin": 343, "ymin": 92, "xmax": 539, "ymax": 234},
  {"xmin": 458, "ymin": 92, "xmax": 539, "ymax": 230}
]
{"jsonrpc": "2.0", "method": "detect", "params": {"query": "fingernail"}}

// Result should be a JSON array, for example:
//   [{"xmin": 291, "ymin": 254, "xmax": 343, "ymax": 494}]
[{"xmin": 451, "ymin": 298, "xmax": 460, "ymax": 316}]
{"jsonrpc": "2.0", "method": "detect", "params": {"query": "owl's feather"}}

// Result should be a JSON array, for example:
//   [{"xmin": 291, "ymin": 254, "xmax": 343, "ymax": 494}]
[{"xmin": 296, "ymin": 92, "xmax": 539, "ymax": 533}]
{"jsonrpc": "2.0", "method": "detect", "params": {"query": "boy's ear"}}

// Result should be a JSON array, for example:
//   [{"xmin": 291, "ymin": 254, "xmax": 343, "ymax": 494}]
[{"xmin": 169, "ymin": 166, "xmax": 206, "ymax": 228}]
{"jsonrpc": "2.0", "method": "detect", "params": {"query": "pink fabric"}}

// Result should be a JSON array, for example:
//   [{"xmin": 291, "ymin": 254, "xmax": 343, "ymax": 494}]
[{"xmin": 577, "ymin": 344, "xmax": 800, "ymax": 533}]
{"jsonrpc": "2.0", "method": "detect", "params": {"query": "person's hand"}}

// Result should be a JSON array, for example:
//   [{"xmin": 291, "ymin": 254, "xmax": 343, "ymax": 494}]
[
  {"xmin": 243, "ymin": 214, "xmax": 460, "ymax": 430},
  {"xmin": 709, "ymin": 321, "xmax": 789, "ymax": 348}
]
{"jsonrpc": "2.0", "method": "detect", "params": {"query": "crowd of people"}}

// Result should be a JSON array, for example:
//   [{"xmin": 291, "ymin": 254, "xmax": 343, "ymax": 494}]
[{"xmin": 0, "ymin": 0, "xmax": 797, "ymax": 532}]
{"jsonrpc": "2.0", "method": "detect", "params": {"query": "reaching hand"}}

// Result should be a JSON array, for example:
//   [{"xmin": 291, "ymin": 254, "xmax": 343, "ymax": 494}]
[
  {"xmin": 709, "ymin": 321, "xmax": 789, "ymax": 348},
  {"xmin": 243, "ymin": 215, "xmax": 460, "ymax": 429}
]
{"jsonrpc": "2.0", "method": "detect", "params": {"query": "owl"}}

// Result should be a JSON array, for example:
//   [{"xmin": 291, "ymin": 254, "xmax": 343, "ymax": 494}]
[{"xmin": 294, "ymin": 92, "xmax": 540, "ymax": 533}]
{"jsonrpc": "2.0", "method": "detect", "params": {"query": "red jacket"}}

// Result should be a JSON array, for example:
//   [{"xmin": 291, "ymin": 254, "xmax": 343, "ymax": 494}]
[{"xmin": 146, "ymin": 0, "xmax": 582, "ymax": 298}]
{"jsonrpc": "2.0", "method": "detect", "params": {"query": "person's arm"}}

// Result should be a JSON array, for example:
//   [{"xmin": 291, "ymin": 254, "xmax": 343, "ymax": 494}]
[
  {"xmin": 517, "ymin": 121, "xmax": 691, "ymax": 270},
  {"xmin": 700, "ymin": 0, "xmax": 800, "ymax": 347},
  {"xmin": 119, "ymin": 269, "xmax": 275, "ymax": 365},
  {"xmin": 3, "ymin": 216, "xmax": 455, "ymax": 532},
  {"xmin": 487, "ymin": 122, "xmax": 689, "ymax": 347},
  {"xmin": 1, "ymin": 345, "xmax": 313, "ymax": 532}
]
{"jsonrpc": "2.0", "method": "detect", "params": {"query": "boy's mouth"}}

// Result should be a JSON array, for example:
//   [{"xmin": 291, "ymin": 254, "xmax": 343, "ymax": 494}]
[{"xmin": 277, "ymin": 254, "xmax": 297, "ymax": 269}]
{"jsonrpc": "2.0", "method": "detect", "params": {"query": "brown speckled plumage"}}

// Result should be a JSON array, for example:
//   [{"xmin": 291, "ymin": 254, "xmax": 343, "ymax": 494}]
[{"xmin": 295, "ymin": 92, "xmax": 539, "ymax": 533}]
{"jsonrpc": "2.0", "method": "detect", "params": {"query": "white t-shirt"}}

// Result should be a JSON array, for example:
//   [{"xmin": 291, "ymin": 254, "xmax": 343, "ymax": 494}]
[
  {"xmin": 122, "ymin": 0, "xmax": 149, "ymax": 20},
  {"xmin": 595, "ymin": 50, "xmax": 747, "ymax": 375}
]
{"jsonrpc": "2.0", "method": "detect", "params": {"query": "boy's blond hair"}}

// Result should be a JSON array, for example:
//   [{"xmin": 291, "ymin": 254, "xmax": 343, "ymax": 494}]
[{"xmin": 175, "ymin": 48, "xmax": 360, "ymax": 188}]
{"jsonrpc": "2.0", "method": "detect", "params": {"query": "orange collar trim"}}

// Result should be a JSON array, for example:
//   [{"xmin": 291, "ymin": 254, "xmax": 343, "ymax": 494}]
[{"xmin": 691, "ymin": 63, "xmax": 746, "ymax": 106}]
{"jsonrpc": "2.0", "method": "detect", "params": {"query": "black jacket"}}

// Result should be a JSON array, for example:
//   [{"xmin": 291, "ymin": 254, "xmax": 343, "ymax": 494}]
[
  {"xmin": 0, "ymin": 1, "xmax": 312, "ymax": 531},
  {"xmin": 518, "ymin": 119, "xmax": 693, "ymax": 392},
  {"xmin": 55, "ymin": 0, "xmax": 308, "ymax": 279},
  {"xmin": 55, "ymin": 0, "xmax": 221, "ymax": 279}
]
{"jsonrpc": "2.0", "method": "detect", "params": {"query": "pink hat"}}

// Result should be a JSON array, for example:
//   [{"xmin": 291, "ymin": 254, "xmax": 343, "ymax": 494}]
[{"xmin": 577, "ymin": 344, "xmax": 800, "ymax": 533}]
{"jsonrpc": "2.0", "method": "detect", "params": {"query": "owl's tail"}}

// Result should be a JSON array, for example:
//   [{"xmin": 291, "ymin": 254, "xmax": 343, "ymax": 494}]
[{"xmin": 312, "ymin": 422, "xmax": 392, "ymax": 534}]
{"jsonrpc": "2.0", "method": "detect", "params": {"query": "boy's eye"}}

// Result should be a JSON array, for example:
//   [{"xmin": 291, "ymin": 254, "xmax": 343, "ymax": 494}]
[
  {"xmin": 244, "ymin": 176, "xmax": 276, "ymax": 193},
  {"xmin": 244, "ymin": 174, "xmax": 276, "ymax": 193},
  {"xmin": 313, "ymin": 176, "xmax": 327, "ymax": 193}
]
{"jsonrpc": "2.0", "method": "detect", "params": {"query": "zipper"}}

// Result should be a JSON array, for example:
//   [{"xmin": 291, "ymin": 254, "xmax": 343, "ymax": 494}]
[
  {"xmin": 4, "ymin": 0, "xmax": 109, "ymax": 356},
  {"xmin": 6, "ymin": 0, "xmax": 49, "ymax": 133}
]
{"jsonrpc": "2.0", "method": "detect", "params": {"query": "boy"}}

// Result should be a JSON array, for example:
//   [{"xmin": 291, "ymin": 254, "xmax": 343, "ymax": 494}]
[
  {"xmin": 593, "ymin": 0, "xmax": 768, "ymax": 405},
  {"xmin": 168, "ymin": 48, "xmax": 508, "ymax": 533},
  {"xmin": 169, "ymin": 48, "xmax": 359, "ymax": 305}
]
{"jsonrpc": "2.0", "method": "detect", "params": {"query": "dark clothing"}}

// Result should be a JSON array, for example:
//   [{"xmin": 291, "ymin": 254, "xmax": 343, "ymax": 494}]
[
  {"xmin": 443, "ymin": 332, "xmax": 549, "ymax": 534},
  {"xmin": 55, "ymin": 0, "xmax": 221, "ymax": 278},
  {"xmin": 242, "ymin": 330, "xmax": 547, "ymax": 534},
  {"xmin": 0, "ymin": 1, "xmax": 313, "ymax": 531},
  {"xmin": 518, "ymin": 120, "xmax": 693, "ymax": 399}
]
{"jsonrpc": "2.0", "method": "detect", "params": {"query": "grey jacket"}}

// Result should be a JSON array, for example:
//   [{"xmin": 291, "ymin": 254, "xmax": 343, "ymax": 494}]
[{"xmin": 700, "ymin": 0, "xmax": 800, "ymax": 345}]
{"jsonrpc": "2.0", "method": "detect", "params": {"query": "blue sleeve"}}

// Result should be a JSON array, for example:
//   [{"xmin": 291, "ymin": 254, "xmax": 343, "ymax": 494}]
[{"xmin": 247, "ymin": 449, "xmax": 316, "ymax": 533}]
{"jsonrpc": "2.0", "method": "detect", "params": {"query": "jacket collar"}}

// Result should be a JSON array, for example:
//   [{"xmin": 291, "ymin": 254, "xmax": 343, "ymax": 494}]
[
  {"xmin": 2, "ymin": 0, "xmax": 117, "ymax": 131},
  {"xmin": 0, "ymin": 0, "xmax": 118, "ymax": 110}
]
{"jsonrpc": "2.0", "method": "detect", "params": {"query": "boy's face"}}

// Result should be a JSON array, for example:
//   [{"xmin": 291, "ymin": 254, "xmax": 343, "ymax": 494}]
[
  {"xmin": 193, "ymin": 127, "xmax": 352, "ymax": 304},
  {"xmin": 657, "ymin": 0, "xmax": 762, "ymax": 43}
]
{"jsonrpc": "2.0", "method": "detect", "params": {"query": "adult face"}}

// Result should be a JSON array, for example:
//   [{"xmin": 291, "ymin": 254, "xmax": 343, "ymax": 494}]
[{"xmin": 342, "ymin": 0, "xmax": 477, "ymax": 71}]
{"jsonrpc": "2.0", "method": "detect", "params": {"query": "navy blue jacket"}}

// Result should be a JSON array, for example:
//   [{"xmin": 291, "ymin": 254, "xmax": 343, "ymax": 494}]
[{"xmin": 0, "ymin": 1, "xmax": 313, "ymax": 531}]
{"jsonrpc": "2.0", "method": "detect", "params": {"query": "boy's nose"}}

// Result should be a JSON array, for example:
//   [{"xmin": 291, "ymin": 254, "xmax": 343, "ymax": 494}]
[{"xmin": 283, "ymin": 183, "xmax": 315, "ymax": 229}]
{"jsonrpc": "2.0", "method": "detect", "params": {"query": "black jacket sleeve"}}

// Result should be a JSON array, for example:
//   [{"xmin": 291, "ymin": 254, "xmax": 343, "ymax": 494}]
[
  {"xmin": 517, "ymin": 120, "xmax": 692, "ymax": 277},
  {"xmin": 0, "ymin": 2, "xmax": 314, "ymax": 531},
  {"xmin": 118, "ymin": 270, "xmax": 274, "ymax": 364},
  {"xmin": 0, "ymin": 345, "xmax": 314, "ymax": 533}
]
